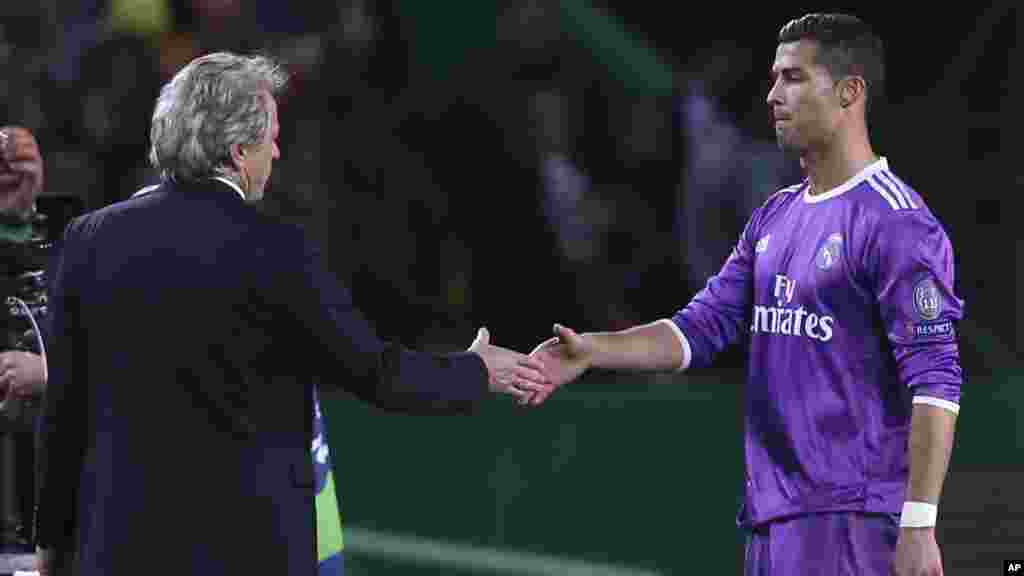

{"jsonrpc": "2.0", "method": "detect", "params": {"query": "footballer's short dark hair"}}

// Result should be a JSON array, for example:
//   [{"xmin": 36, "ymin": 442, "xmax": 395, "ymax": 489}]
[{"xmin": 779, "ymin": 13, "xmax": 886, "ymax": 113}]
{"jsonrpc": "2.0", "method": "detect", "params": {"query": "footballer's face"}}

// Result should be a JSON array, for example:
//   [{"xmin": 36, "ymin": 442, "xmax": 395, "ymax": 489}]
[{"xmin": 766, "ymin": 39, "xmax": 844, "ymax": 156}]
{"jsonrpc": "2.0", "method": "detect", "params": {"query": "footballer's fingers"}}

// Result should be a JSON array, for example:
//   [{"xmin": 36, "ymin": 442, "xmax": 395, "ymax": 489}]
[
  {"xmin": 517, "ymin": 391, "xmax": 540, "ymax": 406},
  {"xmin": 529, "ymin": 387, "xmax": 553, "ymax": 406},
  {"xmin": 529, "ymin": 336, "xmax": 560, "ymax": 356},
  {"xmin": 503, "ymin": 383, "xmax": 529, "ymax": 400}
]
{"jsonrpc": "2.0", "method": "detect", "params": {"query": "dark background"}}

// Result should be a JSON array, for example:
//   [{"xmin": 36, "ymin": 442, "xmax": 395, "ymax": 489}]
[{"xmin": 2, "ymin": 1, "xmax": 1018, "ymax": 573}]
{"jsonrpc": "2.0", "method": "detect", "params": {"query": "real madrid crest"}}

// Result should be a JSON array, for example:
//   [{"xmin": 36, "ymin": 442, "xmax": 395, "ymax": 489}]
[{"xmin": 815, "ymin": 233, "xmax": 843, "ymax": 270}]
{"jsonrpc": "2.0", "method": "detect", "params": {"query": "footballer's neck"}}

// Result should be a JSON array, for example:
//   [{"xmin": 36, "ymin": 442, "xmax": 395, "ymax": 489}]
[{"xmin": 802, "ymin": 125, "xmax": 878, "ymax": 196}]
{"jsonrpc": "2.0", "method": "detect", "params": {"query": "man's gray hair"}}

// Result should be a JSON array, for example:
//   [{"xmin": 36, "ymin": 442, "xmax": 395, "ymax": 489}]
[{"xmin": 148, "ymin": 52, "xmax": 288, "ymax": 183}]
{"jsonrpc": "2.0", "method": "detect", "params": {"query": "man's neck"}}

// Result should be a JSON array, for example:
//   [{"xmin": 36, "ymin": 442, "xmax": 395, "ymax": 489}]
[{"xmin": 802, "ymin": 134, "xmax": 878, "ymax": 196}]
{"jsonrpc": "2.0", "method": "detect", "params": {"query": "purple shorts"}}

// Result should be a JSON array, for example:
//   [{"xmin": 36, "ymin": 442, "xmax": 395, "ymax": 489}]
[{"xmin": 744, "ymin": 512, "xmax": 900, "ymax": 576}]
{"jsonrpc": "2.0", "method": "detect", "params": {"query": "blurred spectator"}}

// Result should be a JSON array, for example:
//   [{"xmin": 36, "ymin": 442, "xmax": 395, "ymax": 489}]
[
  {"xmin": 308, "ymin": 1, "xmax": 451, "ymax": 349},
  {"xmin": 0, "ymin": 2, "xmax": 55, "ymax": 134},
  {"xmin": 74, "ymin": 33, "xmax": 161, "ymax": 209},
  {"xmin": 534, "ymin": 89, "xmax": 634, "ymax": 332},
  {"xmin": 676, "ymin": 81, "xmax": 801, "ymax": 294}
]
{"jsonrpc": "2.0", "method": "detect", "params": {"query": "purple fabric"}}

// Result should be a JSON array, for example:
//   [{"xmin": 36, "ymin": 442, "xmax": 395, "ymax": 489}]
[
  {"xmin": 744, "ymin": 512, "xmax": 899, "ymax": 576},
  {"xmin": 671, "ymin": 158, "xmax": 965, "ymax": 525}
]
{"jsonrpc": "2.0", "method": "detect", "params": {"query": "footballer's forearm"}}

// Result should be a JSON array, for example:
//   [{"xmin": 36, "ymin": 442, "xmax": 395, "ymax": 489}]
[
  {"xmin": 582, "ymin": 321, "xmax": 686, "ymax": 373},
  {"xmin": 903, "ymin": 403, "xmax": 957, "ymax": 525}
]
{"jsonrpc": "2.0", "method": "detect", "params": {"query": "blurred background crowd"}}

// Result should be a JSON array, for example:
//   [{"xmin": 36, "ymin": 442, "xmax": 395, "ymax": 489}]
[{"xmin": 0, "ymin": 1, "xmax": 1017, "ymax": 362}]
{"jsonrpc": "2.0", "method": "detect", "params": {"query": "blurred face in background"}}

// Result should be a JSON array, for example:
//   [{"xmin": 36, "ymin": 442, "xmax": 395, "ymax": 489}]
[
  {"xmin": 235, "ymin": 91, "xmax": 280, "ymax": 202},
  {"xmin": 766, "ymin": 39, "xmax": 844, "ymax": 156}
]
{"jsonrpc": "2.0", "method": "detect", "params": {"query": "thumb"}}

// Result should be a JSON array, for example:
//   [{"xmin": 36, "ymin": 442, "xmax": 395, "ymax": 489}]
[
  {"xmin": 470, "ymin": 326, "xmax": 489, "ymax": 350},
  {"xmin": 553, "ymin": 323, "xmax": 577, "ymax": 342},
  {"xmin": 553, "ymin": 323, "xmax": 585, "ymax": 353}
]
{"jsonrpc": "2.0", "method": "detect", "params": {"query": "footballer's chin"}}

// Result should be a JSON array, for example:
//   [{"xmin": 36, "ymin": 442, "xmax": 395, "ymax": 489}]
[{"xmin": 775, "ymin": 130, "xmax": 804, "ymax": 156}]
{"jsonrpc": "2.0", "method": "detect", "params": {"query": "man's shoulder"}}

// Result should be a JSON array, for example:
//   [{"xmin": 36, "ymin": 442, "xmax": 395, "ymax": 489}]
[
  {"xmin": 840, "ymin": 160, "xmax": 942, "ymax": 220},
  {"xmin": 129, "ymin": 183, "xmax": 163, "ymax": 199},
  {"xmin": 753, "ymin": 180, "xmax": 807, "ymax": 222},
  {"xmin": 67, "ymin": 181, "xmax": 303, "ymax": 247},
  {"xmin": 767, "ymin": 181, "xmax": 807, "ymax": 204},
  {"xmin": 847, "ymin": 176, "xmax": 956, "ymax": 264}
]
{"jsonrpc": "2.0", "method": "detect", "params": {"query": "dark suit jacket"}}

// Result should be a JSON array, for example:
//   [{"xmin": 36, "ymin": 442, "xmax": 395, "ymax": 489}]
[{"xmin": 34, "ymin": 179, "xmax": 490, "ymax": 575}]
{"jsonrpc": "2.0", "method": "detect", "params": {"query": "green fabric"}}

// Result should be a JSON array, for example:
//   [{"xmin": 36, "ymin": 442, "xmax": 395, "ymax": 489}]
[{"xmin": 316, "ymin": 470, "xmax": 344, "ymax": 561}]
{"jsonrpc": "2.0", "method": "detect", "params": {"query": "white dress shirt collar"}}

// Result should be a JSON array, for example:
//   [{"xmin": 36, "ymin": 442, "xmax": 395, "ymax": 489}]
[{"xmin": 211, "ymin": 176, "xmax": 246, "ymax": 200}]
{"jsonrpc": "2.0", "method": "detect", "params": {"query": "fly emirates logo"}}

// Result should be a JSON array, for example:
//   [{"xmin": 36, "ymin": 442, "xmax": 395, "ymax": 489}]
[{"xmin": 750, "ymin": 274, "xmax": 835, "ymax": 342}]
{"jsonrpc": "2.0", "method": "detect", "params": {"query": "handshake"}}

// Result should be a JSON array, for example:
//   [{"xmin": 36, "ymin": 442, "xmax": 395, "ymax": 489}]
[{"xmin": 467, "ymin": 324, "xmax": 590, "ymax": 407}]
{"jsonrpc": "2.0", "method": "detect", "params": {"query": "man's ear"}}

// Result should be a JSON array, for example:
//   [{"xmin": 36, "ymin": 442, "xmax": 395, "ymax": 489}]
[
  {"xmin": 839, "ymin": 76, "xmax": 866, "ymax": 108},
  {"xmin": 229, "ymin": 143, "xmax": 246, "ymax": 170}
]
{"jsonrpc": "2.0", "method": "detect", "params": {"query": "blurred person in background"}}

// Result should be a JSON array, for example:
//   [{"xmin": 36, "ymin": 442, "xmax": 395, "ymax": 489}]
[
  {"xmin": 677, "ymin": 79, "xmax": 801, "ymax": 297},
  {"xmin": 0, "ymin": 2, "xmax": 56, "ymax": 145},
  {"xmin": 529, "ymin": 13, "xmax": 962, "ymax": 576},
  {"xmin": 0, "ymin": 126, "xmax": 49, "ymax": 555},
  {"xmin": 33, "ymin": 52, "xmax": 550, "ymax": 576}
]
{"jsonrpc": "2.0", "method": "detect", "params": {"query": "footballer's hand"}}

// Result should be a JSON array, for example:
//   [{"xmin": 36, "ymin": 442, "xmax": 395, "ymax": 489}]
[
  {"xmin": 521, "ymin": 324, "xmax": 591, "ymax": 406},
  {"xmin": 468, "ymin": 327, "xmax": 551, "ymax": 399},
  {"xmin": 891, "ymin": 527, "xmax": 943, "ymax": 576},
  {"xmin": 0, "ymin": 126, "xmax": 44, "ymax": 217}
]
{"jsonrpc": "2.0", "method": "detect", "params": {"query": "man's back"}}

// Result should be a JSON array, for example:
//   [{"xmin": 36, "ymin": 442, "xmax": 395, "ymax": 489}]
[{"xmin": 42, "ymin": 179, "xmax": 319, "ymax": 574}]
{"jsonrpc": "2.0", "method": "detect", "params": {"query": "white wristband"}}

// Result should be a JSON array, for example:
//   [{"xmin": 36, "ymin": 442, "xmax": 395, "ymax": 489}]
[{"xmin": 899, "ymin": 501, "xmax": 938, "ymax": 527}]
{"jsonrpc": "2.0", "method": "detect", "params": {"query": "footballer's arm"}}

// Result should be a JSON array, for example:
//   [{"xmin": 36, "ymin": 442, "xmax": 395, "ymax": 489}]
[
  {"xmin": 525, "ymin": 320, "xmax": 687, "ymax": 404},
  {"xmin": 904, "ymin": 402, "xmax": 957, "ymax": 513},
  {"xmin": 581, "ymin": 320, "xmax": 689, "ymax": 372}
]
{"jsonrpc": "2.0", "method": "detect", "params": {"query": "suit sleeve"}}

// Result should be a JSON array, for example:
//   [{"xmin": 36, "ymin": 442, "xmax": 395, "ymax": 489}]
[
  {"xmin": 34, "ymin": 218, "xmax": 88, "ymax": 550},
  {"xmin": 870, "ymin": 210, "xmax": 964, "ymax": 412},
  {"xmin": 282, "ymin": 230, "xmax": 489, "ymax": 414}
]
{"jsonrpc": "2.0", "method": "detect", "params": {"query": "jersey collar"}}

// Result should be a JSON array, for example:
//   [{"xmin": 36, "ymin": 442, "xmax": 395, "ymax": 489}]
[{"xmin": 803, "ymin": 157, "xmax": 888, "ymax": 204}]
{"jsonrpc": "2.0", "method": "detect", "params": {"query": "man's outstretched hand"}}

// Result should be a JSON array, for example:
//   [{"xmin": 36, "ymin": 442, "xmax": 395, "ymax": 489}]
[
  {"xmin": 469, "ymin": 327, "xmax": 551, "ymax": 400},
  {"xmin": 521, "ymin": 324, "xmax": 592, "ymax": 406}
]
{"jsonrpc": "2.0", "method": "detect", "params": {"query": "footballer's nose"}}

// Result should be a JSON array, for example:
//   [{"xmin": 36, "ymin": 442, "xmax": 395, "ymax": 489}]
[{"xmin": 766, "ymin": 78, "xmax": 784, "ymax": 108}]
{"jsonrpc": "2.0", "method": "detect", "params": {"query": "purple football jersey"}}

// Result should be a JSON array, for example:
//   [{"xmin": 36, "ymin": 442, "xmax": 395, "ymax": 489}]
[{"xmin": 665, "ymin": 158, "xmax": 964, "ymax": 526}]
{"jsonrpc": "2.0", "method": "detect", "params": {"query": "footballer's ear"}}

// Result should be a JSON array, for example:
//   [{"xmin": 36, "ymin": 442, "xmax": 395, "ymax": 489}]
[{"xmin": 838, "ymin": 76, "xmax": 867, "ymax": 108}]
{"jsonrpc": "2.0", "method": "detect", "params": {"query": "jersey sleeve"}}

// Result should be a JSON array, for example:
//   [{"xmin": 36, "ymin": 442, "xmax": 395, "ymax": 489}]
[
  {"xmin": 870, "ymin": 210, "xmax": 965, "ymax": 412},
  {"xmin": 667, "ymin": 206, "xmax": 760, "ymax": 370}
]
